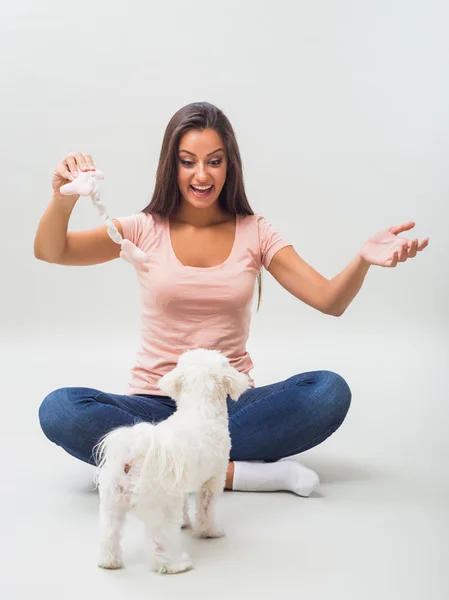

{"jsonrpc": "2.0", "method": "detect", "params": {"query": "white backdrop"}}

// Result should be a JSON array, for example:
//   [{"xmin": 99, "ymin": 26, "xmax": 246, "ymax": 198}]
[
  {"xmin": 1, "ymin": 1, "xmax": 446, "ymax": 332},
  {"xmin": 1, "ymin": 2, "xmax": 449, "ymax": 598},
  {"xmin": 1, "ymin": 0, "xmax": 448, "ymax": 441},
  {"xmin": 1, "ymin": 0, "xmax": 447, "ymax": 437}
]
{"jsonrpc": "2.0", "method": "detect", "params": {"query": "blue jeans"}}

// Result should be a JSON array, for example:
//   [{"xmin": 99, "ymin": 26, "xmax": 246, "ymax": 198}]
[{"xmin": 38, "ymin": 370, "xmax": 351, "ymax": 465}]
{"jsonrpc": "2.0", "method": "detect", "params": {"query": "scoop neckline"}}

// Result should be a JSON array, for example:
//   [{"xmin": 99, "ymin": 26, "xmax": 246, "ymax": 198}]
[{"xmin": 165, "ymin": 214, "xmax": 239, "ymax": 271}]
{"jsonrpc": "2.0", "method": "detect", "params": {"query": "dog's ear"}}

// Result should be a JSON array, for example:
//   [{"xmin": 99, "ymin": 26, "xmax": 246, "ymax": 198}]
[
  {"xmin": 158, "ymin": 368, "xmax": 184, "ymax": 399},
  {"xmin": 222, "ymin": 369, "xmax": 250, "ymax": 401}
]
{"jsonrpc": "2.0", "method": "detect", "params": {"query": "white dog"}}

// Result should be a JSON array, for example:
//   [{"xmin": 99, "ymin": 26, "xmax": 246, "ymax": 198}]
[{"xmin": 93, "ymin": 348, "xmax": 250, "ymax": 574}]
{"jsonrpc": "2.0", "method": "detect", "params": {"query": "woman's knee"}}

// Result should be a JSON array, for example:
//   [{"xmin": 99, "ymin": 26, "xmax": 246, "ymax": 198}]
[
  {"xmin": 38, "ymin": 387, "xmax": 78, "ymax": 444},
  {"xmin": 288, "ymin": 369, "xmax": 352, "ymax": 425},
  {"xmin": 319, "ymin": 370, "xmax": 352, "ymax": 424}
]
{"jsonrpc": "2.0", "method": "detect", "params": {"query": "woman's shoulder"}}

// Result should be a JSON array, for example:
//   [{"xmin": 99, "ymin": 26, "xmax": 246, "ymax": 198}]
[
  {"xmin": 240, "ymin": 212, "xmax": 290, "ymax": 257},
  {"xmin": 115, "ymin": 210, "xmax": 165, "ymax": 247},
  {"xmin": 116, "ymin": 210, "xmax": 166, "ymax": 229},
  {"xmin": 239, "ymin": 212, "xmax": 265, "ymax": 226},
  {"xmin": 239, "ymin": 212, "xmax": 278, "ymax": 236}
]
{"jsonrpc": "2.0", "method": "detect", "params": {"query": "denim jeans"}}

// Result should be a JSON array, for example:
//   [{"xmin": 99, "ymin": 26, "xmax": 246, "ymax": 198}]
[{"xmin": 38, "ymin": 370, "xmax": 351, "ymax": 465}]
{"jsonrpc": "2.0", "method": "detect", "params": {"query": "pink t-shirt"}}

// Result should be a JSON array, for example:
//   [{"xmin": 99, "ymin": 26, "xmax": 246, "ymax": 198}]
[{"xmin": 116, "ymin": 212, "xmax": 291, "ymax": 396}]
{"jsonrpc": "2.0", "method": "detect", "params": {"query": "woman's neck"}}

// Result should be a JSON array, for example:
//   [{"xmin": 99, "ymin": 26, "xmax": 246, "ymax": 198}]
[{"xmin": 173, "ymin": 201, "xmax": 232, "ymax": 228}]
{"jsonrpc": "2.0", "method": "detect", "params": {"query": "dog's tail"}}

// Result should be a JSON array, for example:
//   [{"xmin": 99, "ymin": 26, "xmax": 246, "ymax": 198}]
[
  {"xmin": 92, "ymin": 423, "xmax": 189, "ymax": 496},
  {"xmin": 140, "ymin": 427, "xmax": 189, "ymax": 497},
  {"xmin": 92, "ymin": 424, "xmax": 139, "ymax": 488}
]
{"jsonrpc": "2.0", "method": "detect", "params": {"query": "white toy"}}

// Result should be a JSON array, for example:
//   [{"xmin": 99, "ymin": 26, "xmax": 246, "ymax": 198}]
[
  {"xmin": 59, "ymin": 169, "xmax": 149, "ymax": 271},
  {"xmin": 93, "ymin": 348, "xmax": 250, "ymax": 574}
]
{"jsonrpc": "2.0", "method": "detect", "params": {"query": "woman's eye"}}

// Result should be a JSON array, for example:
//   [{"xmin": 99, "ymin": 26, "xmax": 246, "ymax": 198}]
[{"xmin": 179, "ymin": 159, "xmax": 223, "ymax": 167}]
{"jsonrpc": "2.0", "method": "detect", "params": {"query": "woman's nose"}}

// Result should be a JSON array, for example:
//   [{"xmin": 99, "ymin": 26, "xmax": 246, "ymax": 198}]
[{"xmin": 196, "ymin": 164, "xmax": 209, "ymax": 180}]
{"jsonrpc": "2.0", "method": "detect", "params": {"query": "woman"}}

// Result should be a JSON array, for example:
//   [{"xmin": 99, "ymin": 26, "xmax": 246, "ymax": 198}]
[{"xmin": 35, "ymin": 102, "xmax": 429, "ymax": 496}]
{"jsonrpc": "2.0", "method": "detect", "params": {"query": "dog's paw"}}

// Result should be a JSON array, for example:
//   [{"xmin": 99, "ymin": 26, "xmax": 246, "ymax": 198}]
[
  {"xmin": 153, "ymin": 553, "xmax": 193, "ymax": 575},
  {"xmin": 192, "ymin": 526, "xmax": 225, "ymax": 539},
  {"xmin": 98, "ymin": 555, "xmax": 124, "ymax": 570}
]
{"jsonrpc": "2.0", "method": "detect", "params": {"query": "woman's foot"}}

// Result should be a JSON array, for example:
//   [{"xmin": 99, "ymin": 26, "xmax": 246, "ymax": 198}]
[{"xmin": 230, "ymin": 459, "xmax": 320, "ymax": 496}]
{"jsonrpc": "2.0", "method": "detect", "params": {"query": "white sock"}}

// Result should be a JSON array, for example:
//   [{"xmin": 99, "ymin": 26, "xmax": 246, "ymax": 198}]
[{"xmin": 232, "ymin": 460, "xmax": 320, "ymax": 497}]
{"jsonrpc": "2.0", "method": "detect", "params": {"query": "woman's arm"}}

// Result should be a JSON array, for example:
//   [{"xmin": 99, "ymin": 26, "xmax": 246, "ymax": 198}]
[
  {"xmin": 325, "ymin": 252, "xmax": 371, "ymax": 316},
  {"xmin": 34, "ymin": 151, "xmax": 123, "ymax": 265},
  {"xmin": 268, "ymin": 247, "xmax": 373, "ymax": 317},
  {"xmin": 34, "ymin": 192, "xmax": 123, "ymax": 265},
  {"xmin": 268, "ymin": 220, "xmax": 428, "ymax": 316},
  {"xmin": 267, "ymin": 246, "xmax": 337, "ymax": 315}
]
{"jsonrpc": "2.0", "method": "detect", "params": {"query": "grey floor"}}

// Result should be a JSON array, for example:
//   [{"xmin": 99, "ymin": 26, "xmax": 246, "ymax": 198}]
[{"xmin": 2, "ymin": 328, "xmax": 448, "ymax": 599}]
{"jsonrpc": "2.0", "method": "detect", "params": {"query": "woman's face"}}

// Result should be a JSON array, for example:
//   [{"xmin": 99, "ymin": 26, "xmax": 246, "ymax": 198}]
[{"xmin": 177, "ymin": 128, "xmax": 228, "ymax": 210}]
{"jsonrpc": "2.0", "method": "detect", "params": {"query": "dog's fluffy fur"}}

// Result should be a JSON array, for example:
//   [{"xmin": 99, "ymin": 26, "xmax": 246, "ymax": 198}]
[{"xmin": 93, "ymin": 348, "xmax": 250, "ymax": 574}]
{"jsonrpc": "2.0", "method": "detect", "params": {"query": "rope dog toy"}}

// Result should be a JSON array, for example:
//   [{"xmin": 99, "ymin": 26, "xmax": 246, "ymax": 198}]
[{"xmin": 59, "ymin": 169, "xmax": 149, "ymax": 271}]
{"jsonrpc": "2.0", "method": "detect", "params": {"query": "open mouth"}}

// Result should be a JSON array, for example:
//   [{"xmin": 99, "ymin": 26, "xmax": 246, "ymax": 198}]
[{"xmin": 190, "ymin": 185, "xmax": 214, "ymax": 198}]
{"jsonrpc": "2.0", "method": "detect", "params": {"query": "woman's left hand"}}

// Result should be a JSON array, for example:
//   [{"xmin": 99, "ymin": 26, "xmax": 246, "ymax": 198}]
[{"xmin": 360, "ymin": 222, "xmax": 429, "ymax": 267}]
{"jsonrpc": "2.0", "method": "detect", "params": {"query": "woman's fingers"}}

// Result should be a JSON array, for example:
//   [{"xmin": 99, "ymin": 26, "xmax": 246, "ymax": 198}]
[
  {"xmin": 83, "ymin": 153, "xmax": 96, "ymax": 170},
  {"xmin": 64, "ymin": 156, "xmax": 79, "ymax": 178},
  {"xmin": 66, "ymin": 152, "xmax": 93, "ymax": 173}
]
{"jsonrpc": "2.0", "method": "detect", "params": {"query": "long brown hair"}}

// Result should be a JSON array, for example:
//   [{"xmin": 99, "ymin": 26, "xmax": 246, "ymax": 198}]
[{"xmin": 141, "ymin": 101, "xmax": 262, "ymax": 310}]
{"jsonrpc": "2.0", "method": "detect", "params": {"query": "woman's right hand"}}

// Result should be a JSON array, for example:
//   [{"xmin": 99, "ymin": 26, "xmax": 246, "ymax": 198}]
[{"xmin": 52, "ymin": 152, "xmax": 97, "ymax": 195}]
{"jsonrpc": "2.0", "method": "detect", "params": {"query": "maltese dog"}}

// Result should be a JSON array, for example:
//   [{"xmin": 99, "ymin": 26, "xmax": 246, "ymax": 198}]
[{"xmin": 93, "ymin": 348, "xmax": 250, "ymax": 574}]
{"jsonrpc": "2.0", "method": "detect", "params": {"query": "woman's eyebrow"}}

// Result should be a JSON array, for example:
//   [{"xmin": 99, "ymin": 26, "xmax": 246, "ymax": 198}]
[{"xmin": 179, "ymin": 148, "xmax": 224, "ymax": 157}]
